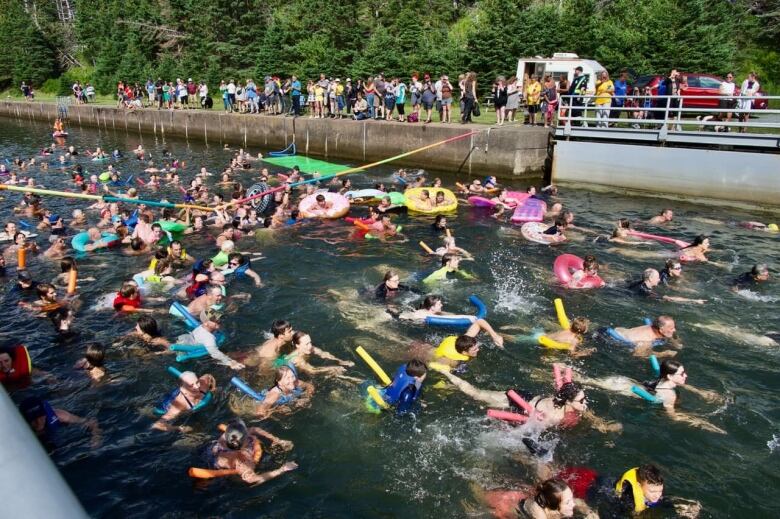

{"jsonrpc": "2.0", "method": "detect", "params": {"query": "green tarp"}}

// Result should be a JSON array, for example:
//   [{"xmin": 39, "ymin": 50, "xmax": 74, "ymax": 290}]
[{"xmin": 263, "ymin": 155, "xmax": 349, "ymax": 176}]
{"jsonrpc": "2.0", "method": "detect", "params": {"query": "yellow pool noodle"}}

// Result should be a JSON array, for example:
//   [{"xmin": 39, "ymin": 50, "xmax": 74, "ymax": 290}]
[
  {"xmin": 419, "ymin": 241, "xmax": 434, "ymax": 254},
  {"xmin": 367, "ymin": 386, "xmax": 390, "ymax": 409},
  {"xmin": 538, "ymin": 335, "xmax": 572, "ymax": 350},
  {"xmin": 356, "ymin": 346, "xmax": 392, "ymax": 386},
  {"xmin": 554, "ymin": 298, "xmax": 570, "ymax": 330},
  {"xmin": 427, "ymin": 361, "xmax": 451, "ymax": 373}
]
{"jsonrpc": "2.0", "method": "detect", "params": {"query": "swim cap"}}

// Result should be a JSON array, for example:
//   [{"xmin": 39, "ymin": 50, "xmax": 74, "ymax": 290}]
[
  {"xmin": 768, "ymin": 223, "xmax": 778, "ymax": 232},
  {"xmin": 225, "ymin": 421, "xmax": 248, "ymax": 450},
  {"xmin": 179, "ymin": 371, "xmax": 198, "ymax": 386}
]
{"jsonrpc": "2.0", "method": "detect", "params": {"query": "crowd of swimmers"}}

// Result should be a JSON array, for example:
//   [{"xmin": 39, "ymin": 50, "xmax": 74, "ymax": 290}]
[{"xmin": 0, "ymin": 127, "xmax": 775, "ymax": 516}]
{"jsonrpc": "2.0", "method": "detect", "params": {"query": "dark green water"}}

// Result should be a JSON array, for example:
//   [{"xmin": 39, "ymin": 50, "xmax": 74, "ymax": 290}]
[{"xmin": 1, "ymin": 118, "xmax": 778, "ymax": 518}]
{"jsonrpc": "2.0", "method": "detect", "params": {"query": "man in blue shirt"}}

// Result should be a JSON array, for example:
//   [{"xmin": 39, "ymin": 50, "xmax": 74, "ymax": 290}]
[
  {"xmin": 612, "ymin": 70, "xmax": 628, "ymax": 122},
  {"xmin": 291, "ymin": 75, "xmax": 302, "ymax": 116}
]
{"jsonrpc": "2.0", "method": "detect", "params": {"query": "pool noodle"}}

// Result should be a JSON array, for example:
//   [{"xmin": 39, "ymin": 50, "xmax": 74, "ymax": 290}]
[
  {"xmin": 419, "ymin": 241, "xmax": 434, "ymax": 254},
  {"xmin": 553, "ymin": 365, "xmax": 563, "ymax": 389},
  {"xmin": 230, "ymin": 376, "xmax": 265, "ymax": 401},
  {"xmin": 367, "ymin": 386, "xmax": 390, "ymax": 409},
  {"xmin": 632, "ymin": 385, "xmax": 662, "ymax": 404},
  {"xmin": 171, "ymin": 301, "xmax": 200, "ymax": 330},
  {"xmin": 564, "ymin": 367, "xmax": 573, "ymax": 384},
  {"xmin": 538, "ymin": 335, "xmax": 571, "ymax": 350},
  {"xmin": 487, "ymin": 409, "xmax": 528, "ymax": 423},
  {"xmin": 355, "ymin": 347, "xmax": 392, "ymax": 386},
  {"xmin": 507, "ymin": 390, "xmax": 535, "ymax": 415},
  {"xmin": 554, "ymin": 298, "xmax": 570, "ymax": 330},
  {"xmin": 167, "ymin": 366, "xmax": 184, "ymax": 378},
  {"xmin": 650, "ymin": 355, "xmax": 661, "ymax": 377},
  {"xmin": 67, "ymin": 269, "xmax": 77, "ymax": 294},
  {"xmin": 17, "ymin": 247, "xmax": 26, "ymax": 269}
]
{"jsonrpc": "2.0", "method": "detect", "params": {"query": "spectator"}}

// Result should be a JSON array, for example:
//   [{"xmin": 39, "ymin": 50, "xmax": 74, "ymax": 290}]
[
  {"xmin": 155, "ymin": 78, "xmax": 164, "ymax": 109},
  {"xmin": 21, "ymin": 81, "xmax": 33, "ymax": 101},
  {"xmin": 306, "ymin": 80, "xmax": 315, "ymax": 117},
  {"xmin": 440, "ymin": 75, "xmax": 453, "ymax": 123},
  {"xmin": 738, "ymin": 72, "xmax": 760, "ymax": 132},
  {"xmin": 236, "ymin": 81, "xmax": 246, "ymax": 113},
  {"xmin": 353, "ymin": 92, "xmax": 370, "ymax": 120},
  {"xmin": 199, "ymin": 80, "xmax": 209, "ymax": 109},
  {"xmin": 383, "ymin": 79, "xmax": 397, "ymax": 120},
  {"xmin": 567, "ymin": 66, "xmax": 588, "ymax": 126},
  {"xmin": 594, "ymin": 70, "xmax": 614, "ymax": 128},
  {"xmin": 85, "ymin": 83, "xmax": 96, "ymax": 103},
  {"xmin": 374, "ymin": 74, "xmax": 386, "ymax": 119},
  {"xmin": 146, "ymin": 79, "xmax": 156, "ymax": 107},
  {"xmin": 187, "ymin": 78, "xmax": 197, "ymax": 108},
  {"xmin": 410, "ymin": 74, "xmax": 422, "ymax": 120},
  {"xmin": 505, "ymin": 76, "xmax": 519, "ymax": 123},
  {"xmin": 611, "ymin": 70, "xmax": 628, "ymax": 122},
  {"xmin": 227, "ymin": 79, "xmax": 237, "ymax": 111},
  {"xmin": 434, "ymin": 74, "xmax": 445, "ymax": 121},
  {"xmin": 394, "ymin": 77, "xmax": 406, "ymax": 122},
  {"xmin": 542, "ymin": 75, "xmax": 558, "ymax": 128},
  {"xmin": 556, "ymin": 74, "xmax": 569, "ymax": 120},
  {"xmin": 345, "ymin": 78, "xmax": 357, "ymax": 115},
  {"xmin": 335, "ymin": 78, "xmax": 345, "ymax": 118},
  {"xmin": 493, "ymin": 76, "xmax": 507, "ymax": 125},
  {"xmin": 718, "ymin": 72, "xmax": 736, "ymax": 127},
  {"xmin": 421, "ymin": 74, "xmax": 436, "ymax": 123},
  {"xmin": 291, "ymin": 75, "xmax": 302, "ymax": 116},
  {"xmin": 662, "ymin": 69, "xmax": 681, "ymax": 130},
  {"xmin": 364, "ymin": 77, "xmax": 376, "ymax": 120},
  {"xmin": 220, "ymin": 80, "xmax": 229, "ymax": 112},
  {"xmin": 525, "ymin": 74, "xmax": 541, "ymax": 126},
  {"xmin": 461, "ymin": 71, "xmax": 477, "ymax": 124}
]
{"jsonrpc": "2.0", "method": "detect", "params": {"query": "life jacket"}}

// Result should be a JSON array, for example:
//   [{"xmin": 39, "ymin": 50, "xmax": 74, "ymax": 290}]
[
  {"xmin": 434, "ymin": 336, "xmax": 470, "ymax": 361},
  {"xmin": 0, "ymin": 345, "xmax": 32, "ymax": 386},
  {"xmin": 113, "ymin": 293, "xmax": 141, "ymax": 311},
  {"xmin": 383, "ymin": 364, "xmax": 420, "ymax": 406},
  {"xmin": 615, "ymin": 467, "xmax": 657, "ymax": 512}
]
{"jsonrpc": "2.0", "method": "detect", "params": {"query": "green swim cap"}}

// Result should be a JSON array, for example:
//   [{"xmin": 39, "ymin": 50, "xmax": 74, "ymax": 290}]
[{"xmin": 768, "ymin": 223, "xmax": 778, "ymax": 232}]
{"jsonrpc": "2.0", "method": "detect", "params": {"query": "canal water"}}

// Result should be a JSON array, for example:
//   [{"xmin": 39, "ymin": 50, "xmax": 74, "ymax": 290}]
[{"xmin": 1, "ymin": 118, "xmax": 778, "ymax": 518}]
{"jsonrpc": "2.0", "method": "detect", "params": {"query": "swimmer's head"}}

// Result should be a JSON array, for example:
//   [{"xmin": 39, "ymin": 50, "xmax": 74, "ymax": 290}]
[
  {"xmin": 220, "ymin": 240, "xmax": 235, "ymax": 253},
  {"xmin": 653, "ymin": 315, "xmax": 676, "ymax": 338},
  {"xmin": 455, "ymin": 335, "xmax": 480, "ymax": 357},
  {"xmin": 179, "ymin": 371, "xmax": 198, "ymax": 388},
  {"xmin": 224, "ymin": 420, "xmax": 249, "ymax": 450},
  {"xmin": 643, "ymin": 268, "xmax": 660, "ymax": 288},
  {"xmin": 553, "ymin": 381, "xmax": 586, "ymax": 411},
  {"xmin": 434, "ymin": 215, "xmax": 447, "ymax": 228},
  {"xmin": 292, "ymin": 331, "xmax": 313, "ymax": 354},
  {"xmin": 660, "ymin": 209, "xmax": 673, "ymax": 221},
  {"xmin": 688, "ymin": 234, "xmax": 709, "ymax": 250},
  {"xmin": 582, "ymin": 255, "xmax": 598, "ymax": 274},
  {"xmin": 383, "ymin": 270, "xmax": 400, "ymax": 289},
  {"xmin": 570, "ymin": 317, "xmax": 589, "ymax": 336},
  {"xmin": 659, "ymin": 359, "xmax": 686, "ymax": 385},
  {"xmin": 533, "ymin": 479, "xmax": 575, "ymax": 517},
  {"xmin": 421, "ymin": 295, "xmax": 443, "ymax": 312},
  {"xmin": 136, "ymin": 315, "xmax": 161, "ymax": 337},
  {"xmin": 85, "ymin": 343, "xmax": 105, "ymax": 368},
  {"xmin": 405, "ymin": 359, "xmax": 427, "ymax": 382},
  {"xmin": 636, "ymin": 464, "xmax": 664, "ymax": 506},
  {"xmin": 20, "ymin": 397, "xmax": 50, "ymax": 433},
  {"xmin": 751, "ymin": 264, "xmax": 769, "ymax": 281},
  {"xmin": 0, "ymin": 350, "xmax": 14, "ymax": 372},
  {"xmin": 271, "ymin": 319, "xmax": 293, "ymax": 339},
  {"xmin": 665, "ymin": 259, "xmax": 682, "ymax": 276}
]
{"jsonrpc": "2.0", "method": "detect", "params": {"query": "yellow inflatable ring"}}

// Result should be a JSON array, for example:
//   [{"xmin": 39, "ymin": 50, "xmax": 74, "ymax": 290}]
[{"xmin": 404, "ymin": 187, "xmax": 458, "ymax": 214}]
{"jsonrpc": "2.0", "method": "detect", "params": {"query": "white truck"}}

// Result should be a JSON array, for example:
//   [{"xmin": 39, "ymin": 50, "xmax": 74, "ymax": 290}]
[{"xmin": 516, "ymin": 53, "xmax": 605, "ymax": 95}]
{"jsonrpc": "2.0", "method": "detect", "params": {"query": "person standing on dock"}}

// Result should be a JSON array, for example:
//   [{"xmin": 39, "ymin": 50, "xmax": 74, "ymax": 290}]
[{"xmin": 567, "ymin": 66, "xmax": 588, "ymax": 126}]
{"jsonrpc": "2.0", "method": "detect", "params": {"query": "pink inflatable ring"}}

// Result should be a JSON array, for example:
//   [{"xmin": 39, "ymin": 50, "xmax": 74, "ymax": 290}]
[
  {"xmin": 299, "ymin": 192, "xmax": 350, "ymax": 219},
  {"xmin": 553, "ymin": 254, "xmax": 605, "ymax": 289}
]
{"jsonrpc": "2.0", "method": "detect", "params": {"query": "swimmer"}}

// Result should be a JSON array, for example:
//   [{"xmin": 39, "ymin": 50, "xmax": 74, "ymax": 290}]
[
  {"xmin": 565, "ymin": 255, "xmax": 601, "ymax": 289},
  {"xmin": 480, "ymin": 477, "xmax": 577, "ymax": 519},
  {"xmin": 423, "ymin": 320, "xmax": 506, "ymax": 368},
  {"xmin": 216, "ymin": 224, "xmax": 237, "ymax": 248},
  {"xmin": 433, "ymin": 236, "xmax": 473, "ymax": 259},
  {"xmin": 431, "ymin": 214, "xmax": 448, "ymax": 234},
  {"xmin": 20, "ymin": 397, "xmax": 102, "ymax": 448},
  {"xmin": 225, "ymin": 253, "xmax": 262, "ymax": 287},
  {"xmin": 179, "ymin": 311, "xmax": 244, "ymax": 370},
  {"xmin": 308, "ymin": 194, "xmax": 333, "ymax": 217},
  {"xmin": 678, "ymin": 235, "xmax": 711, "ymax": 263},
  {"xmin": 629, "ymin": 268, "xmax": 705, "ymax": 304},
  {"xmin": 739, "ymin": 221, "xmax": 779, "ymax": 232},
  {"xmin": 400, "ymin": 295, "xmax": 504, "ymax": 347},
  {"xmin": 73, "ymin": 343, "xmax": 106, "ymax": 382},
  {"xmin": 242, "ymin": 366, "xmax": 314, "ymax": 419},
  {"xmin": 542, "ymin": 317, "xmax": 593, "ymax": 356},
  {"xmin": 432, "ymin": 190, "xmax": 449, "ymax": 207},
  {"xmin": 375, "ymin": 270, "xmax": 416, "ymax": 300},
  {"xmin": 648, "ymin": 208, "xmax": 674, "ymax": 225},
  {"xmin": 578, "ymin": 359, "xmax": 725, "ymax": 433},
  {"xmin": 731, "ymin": 263, "xmax": 770, "ymax": 292},
  {"xmin": 375, "ymin": 195, "xmax": 404, "ymax": 214},
  {"xmin": 659, "ymin": 259, "xmax": 682, "ymax": 285},
  {"xmin": 206, "ymin": 420, "xmax": 297, "ymax": 485},
  {"xmin": 274, "ymin": 331, "xmax": 354, "ymax": 376},
  {"xmin": 44, "ymin": 235, "xmax": 68, "ymax": 259},
  {"xmin": 254, "ymin": 319, "xmax": 294, "ymax": 359},
  {"xmin": 167, "ymin": 240, "xmax": 195, "ymax": 266},
  {"xmin": 606, "ymin": 315, "xmax": 679, "ymax": 357},
  {"xmin": 411, "ymin": 189, "xmax": 434, "ymax": 210},
  {"xmin": 77, "ymin": 227, "xmax": 116, "ymax": 252},
  {"xmin": 691, "ymin": 322, "xmax": 779, "ymax": 347},
  {"xmin": 606, "ymin": 218, "xmax": 649, "ymax": 245},
  {"xmin": 128, "ymin": 315, "xmax": 172, "ymax": 350},
  {"xmin": 368, "ymin": 214, "xmax": 402, "ymax": 239},
  {"xmin": 430, "ymin": 367, "xmax": 621, "ymax": 433},
  {"xmin": 188, "ymin": 285, "xmax": 224, "ymax": 317},
  {"xmin": 422, "ymin": 254, "xmax": 475, "ymax": 284},
  {"xmin": 152, "ymin": 370, "xmax": 216, "ymax": 432}
]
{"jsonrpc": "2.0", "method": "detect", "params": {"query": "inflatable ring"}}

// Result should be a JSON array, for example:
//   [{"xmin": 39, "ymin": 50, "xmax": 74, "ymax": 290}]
[
  {"xmin": 404, "ymin": 187, "xmax": 458, "ymax": 214},
  {"xmin": 299, "ymin": 192, "xmax": 350, "ymax": 219},
  {"xmin": 511, "ymin": 198, "xmax": 546, "ymax": 223},
  {"xmin": 425, "ymin": 295, "xmax": 487, "ymax": 330},
  {"xmin": 246, "ymin": 182, "xmax": 271, "ymax": 213},
  {"xmin": 344, "ymin": 189, "xmax": 385, "ymax": 204},
  {"xmin": 553, "ymin": 254, "xmax": 605, "ymax": 289},
  {"xmin": 521, "ymin": 222, "xmax": 565, "ymax": 245}
]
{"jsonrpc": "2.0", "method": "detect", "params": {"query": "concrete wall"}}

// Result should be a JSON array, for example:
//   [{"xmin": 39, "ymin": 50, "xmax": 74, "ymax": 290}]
[
  {"xmin": 552, "ymin": 140, "xmax": 780, "ymax": 210},
  {"xmin": 0, "ymin": 101, "xmax": 548, "ymax": 178}
]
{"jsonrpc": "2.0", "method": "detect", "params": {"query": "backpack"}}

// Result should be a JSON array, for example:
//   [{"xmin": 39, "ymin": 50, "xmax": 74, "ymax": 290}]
[{"xmin": 407, "ymin": 112, "xmax": 419, "ymax": 123}]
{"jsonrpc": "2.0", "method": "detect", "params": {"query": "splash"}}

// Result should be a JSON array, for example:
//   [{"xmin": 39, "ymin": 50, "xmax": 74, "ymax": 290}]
[
  {"xmin": 768, "ymin": 434, "xmax": 779, "ymax": 453},
  {"xmin": 488, "ymin": 249, "xmax": 540, "ymax": 316},
  {"xmin": 735, "ymin": 289, "xmax": 779, "ymax": 303}
]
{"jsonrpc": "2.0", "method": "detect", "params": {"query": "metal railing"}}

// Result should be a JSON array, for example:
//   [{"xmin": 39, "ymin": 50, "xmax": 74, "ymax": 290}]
[{"xmin": 555, "ymin": 94, "xmax": 780, "ymax": 149}]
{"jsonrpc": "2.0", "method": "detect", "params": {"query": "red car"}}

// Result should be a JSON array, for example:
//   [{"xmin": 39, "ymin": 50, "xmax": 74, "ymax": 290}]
[{"xmin": 633, "ymin": 74, "xmax": 767, "ymax": 109}]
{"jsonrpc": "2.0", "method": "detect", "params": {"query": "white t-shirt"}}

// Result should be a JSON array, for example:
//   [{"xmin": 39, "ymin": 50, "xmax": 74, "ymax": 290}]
[
  {"xmin": 227, "ymin": 83, "xmax": 236, "ymax": 95},
  {"xmin": 719, "ymin": 81, "xmax": 735, "ymax": 97},
  {"xmin": 191, "ymin": 325, "xmax": 234, "ymax": 367},
  {"xmin": 434, "ymin": 80, "xmax": 443, "ymax": 101},
  {"xmin": 199, "ymin": 84, "xmax": 208, "ymax": 97}
]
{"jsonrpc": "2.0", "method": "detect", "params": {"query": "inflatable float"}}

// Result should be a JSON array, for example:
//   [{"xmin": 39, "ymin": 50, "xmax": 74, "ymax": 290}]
[
  {"xmin": 468, "ymin": 191, "xmax": 529, "ymax": 208},
  {"xmin": 52, "ymin": 131, "xmax": 68, "ymax": 138},
  {"xmin": 521, "ymin": 222, "xmax": 566, "ymax": 245},
  {"xmin": 627, "ymin": 230, "xmax": 690, "ymax": 249},
  {"xmin": 344, "ymin": 189, "xmax": 385, "ymax": 204},
  {"xmin": 299, "ymin": 192, "xmax": 350, "ymax": 219},
  {"xmin": 404, "ymin": 187, "xmax": 458, "ymax": 214},
  {"xmin": 0, "ymin": 229, "xmax": 37, "ymax": 243},
  {"xmin": 511, "ymin": 198, "xmax": 547, "ymax": 223},
  {"xmin": 425, "ymin": 295, "xmax": 487, "ymax": 330},
  {"xmin": 553, "ymin": 254, "xmax": 605, "ymax": 289},
  {"xmin": 0, "ymin": 345, "xmax": 32, "ymax": 387}
]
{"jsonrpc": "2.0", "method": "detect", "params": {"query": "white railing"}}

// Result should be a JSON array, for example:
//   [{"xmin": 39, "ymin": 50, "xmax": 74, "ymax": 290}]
[{"xmin": 555, "ymin": 94, "xmax": 780, "ymax": 148}]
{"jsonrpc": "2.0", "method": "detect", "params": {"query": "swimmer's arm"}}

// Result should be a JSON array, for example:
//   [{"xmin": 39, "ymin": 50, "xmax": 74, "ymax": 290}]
[
  {"xmin": 632, "ymin": 343, "xmax": 675, "ymax": 358},
  {"xmin": 583, "ymin": 410, "xmax": 622, "ymax": 433},
  {"xmin": 254, "ymin": 392, "xmax": 279, "ymax": 418},
  {"xmin": 664, "ymin": 408, "xmax": 726, "ymax": 434},
  {"xmin": 249, "ymin": 427, "xmax": 293, "ymax": 449},
  {"xmin": 56, "ymin": 410, "xmax": 102, "ymax": 446},
  {"xmin": 311, "ymin": 347, "xmax": 354, "ymax": 367},
  {"xmin": 203, "ymin": 340, "xmax": 244, "ymax": 370},
  {"xmin": 244, "ymin": 268, "xmax": 263, "ymax": 287},
  {"xmin": 662, "ymin": 295, "xmax": 706, "ymax": 304},
  {"xmin": 241, "ymin": 461, "xmax": 298, "ymax": 485},
  {"xmin": 679, "ymin": 384, "xmax": 722, "ymax": 403}
]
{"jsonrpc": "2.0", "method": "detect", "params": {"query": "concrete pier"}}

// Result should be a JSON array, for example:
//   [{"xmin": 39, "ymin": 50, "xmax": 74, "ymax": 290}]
[{"xmin": 0, "ymin": 101, "xmax": 549, "ymax": 178}]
